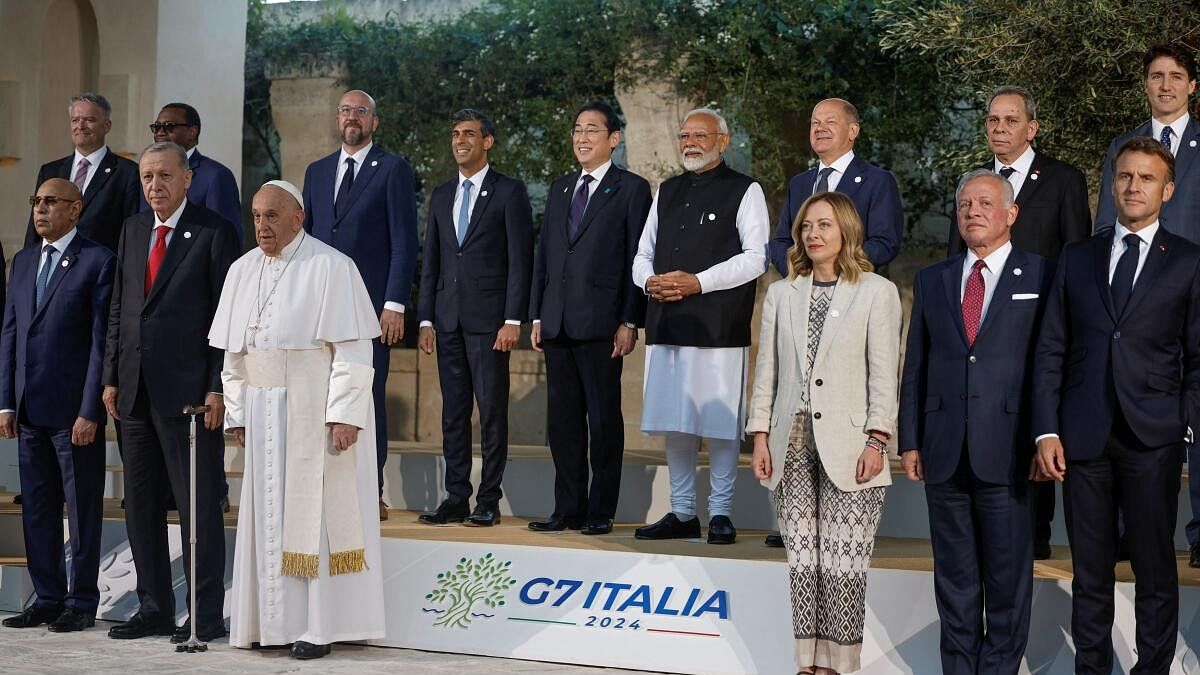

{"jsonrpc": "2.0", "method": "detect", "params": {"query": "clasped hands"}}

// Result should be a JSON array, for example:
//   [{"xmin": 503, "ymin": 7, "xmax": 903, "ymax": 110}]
[
  {"xmin": 646, "ymin": 270, "xmax": 701, "ymax": 303},
  {"xmin": 229, "ymin": 422, "xmax": 359, "ymax": 453}
]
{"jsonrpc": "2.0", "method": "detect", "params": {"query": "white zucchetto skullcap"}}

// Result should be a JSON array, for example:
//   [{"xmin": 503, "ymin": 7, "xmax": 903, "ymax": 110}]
[{"xmin": 262, "ymin": 180, "xmax": 304, "ymax": 208}]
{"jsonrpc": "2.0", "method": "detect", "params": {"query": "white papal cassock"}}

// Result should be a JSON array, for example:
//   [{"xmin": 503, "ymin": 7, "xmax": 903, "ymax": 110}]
[{"xmin": 208, "ymin": 232, "xmax": 385, "ymax": 647}]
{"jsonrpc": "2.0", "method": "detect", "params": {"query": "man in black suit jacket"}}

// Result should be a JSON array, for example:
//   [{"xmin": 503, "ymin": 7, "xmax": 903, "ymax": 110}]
[
  {"xmin": 417, "ymin": 110, "xmax": 533, "ymax": 527},
  {"xmin": 901, "ymin": 170, "xmax": 1052, "ymax": 673},
  {"xmin": 102, "ymin": 142, "xmax": 239, "ymax": 643},
  {"xmin": 25, "ymin": 93, "xmax": 141, "ymax": 253},
  {"xmin": 948, "ymin": 86, "xmax": 1092, "ymax": 560},
  {"xmin": 1033, "ymin": 137, "xmax": 1197, "ymax": 674},
  {"xmin": 528, "ymin": 102, "xmax": 651, "ymax": 535}
]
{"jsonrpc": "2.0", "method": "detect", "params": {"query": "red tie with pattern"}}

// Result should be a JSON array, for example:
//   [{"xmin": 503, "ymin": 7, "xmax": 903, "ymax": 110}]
[
  {"xmin": 144, "ymin": 225, "xmax": 170, "ymax": 295},
  {"xmin": 962, "ymin": 259, "xmax": 987, "ymax": 345}
]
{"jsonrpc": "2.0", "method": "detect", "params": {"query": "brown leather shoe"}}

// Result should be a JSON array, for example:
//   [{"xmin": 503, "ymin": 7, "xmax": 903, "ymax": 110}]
[{"xmin": 379, "ymin": 499, "xmax": 389, "ymax": 521}]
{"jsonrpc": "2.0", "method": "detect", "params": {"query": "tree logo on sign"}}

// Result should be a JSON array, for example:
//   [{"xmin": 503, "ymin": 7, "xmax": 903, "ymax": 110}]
[{"xmin": 422, "ymin": 553, "xmax": 516, "ymax": 629}]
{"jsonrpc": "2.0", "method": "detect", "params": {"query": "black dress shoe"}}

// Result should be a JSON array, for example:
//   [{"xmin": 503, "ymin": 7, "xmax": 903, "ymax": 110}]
[
  {"xmin": 581, "ymin": 519, "xmax": 614, "ymax": 535},
  {"xmin": 764, "ymin": 533, "xmax": 784, "ymax": 548},
  {"xmin": 47, "ymin": 607, "xmax": 95, "ymax": 632},
  {"xmin": 1034, "ymin": 540, "xmax": 1052, "ymax": 561},
  {"xmin": 528, "ymin": 516, "xmax": 583, "ymax": 532},
  {"xmin": 707, "ymin": 515, "xmax": 737, "ymax": 544},
  {"xmin": 108, "ymin": 612, "xmax": 175, "ymax": 639},
  {"xmin": 170, "ymin": 620, "xmax": 228, "ymax": 643},
  {"xmin": 466, "ymin": 503, "xmax": 500, "ymax": 527},
  {"xmin": 417, "ymin": 500, "xmax": 470, "ymax": 525},
  {"xmin": 1190, "ymin": 544, "xmax": 1200, "ymax": 569},
  {"xmin": 635, "ymin": 513, "xmax": 701, "ymax": 540},
  {"xmin": 290, "ymin": 640, "xmax": 331, "ymax": 659},
  {"xmin": 2, "ymin": 604, "xmax": 62, "ymax": 628}
]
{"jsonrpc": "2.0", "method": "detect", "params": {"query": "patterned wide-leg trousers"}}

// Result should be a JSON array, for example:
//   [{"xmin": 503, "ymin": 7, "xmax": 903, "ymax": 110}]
[{"xmin": 774, "ymin": 412, "xmax": 885, "ymax": 674}]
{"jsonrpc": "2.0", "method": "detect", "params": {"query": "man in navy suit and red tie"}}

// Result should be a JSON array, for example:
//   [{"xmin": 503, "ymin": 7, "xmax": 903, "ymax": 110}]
[
  {"xmin": 0, "ymin": 179, "xmax": 114, "ymax": 633},
  {"xmin": 528, "ymin": 102, "xmax": 652, "ymax": 535},
  {"xmin": 1034, "ymin": 136, "xmax": 1200, "ymax": 674},
  {"xmin": 303, "ymin": 90, "xmax": 419, "ymax": 521}
]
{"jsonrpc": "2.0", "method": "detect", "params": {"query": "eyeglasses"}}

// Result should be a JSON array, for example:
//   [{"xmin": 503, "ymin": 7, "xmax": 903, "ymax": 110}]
[
  {"xmin": 29, "ymin": 195, "xmax": 80, "ymax": 207},
  {"xmin": 337, "ymin": 105, "xmax": 372, "ymax": 118},
  {"xmin": 572, "ymin": 126, "xmax": 610, "ymax": 139},
  {"xmin": 149, "ymin": 122, "xmax": 193, "ymax": 133},
  {"xmin": 677, "ymin": 131, "xmax": 725, "ymax": 143}
]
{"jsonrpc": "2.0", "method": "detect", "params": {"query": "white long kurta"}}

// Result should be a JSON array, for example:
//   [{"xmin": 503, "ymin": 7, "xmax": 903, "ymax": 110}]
[
  {"xmin": 632, "ymin": 181, "xmax": 770, "ymax": 440},
  {"xmin": 208, "ymin": 233, "xmax": 385, "ymax": 647}
]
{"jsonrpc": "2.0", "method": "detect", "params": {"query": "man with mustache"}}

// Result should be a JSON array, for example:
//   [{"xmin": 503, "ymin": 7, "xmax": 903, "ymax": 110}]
[
  {"xmin": 632, "ymin": 108, "xmax": 770, "ymax": 544},
  {"xmin": 303, "ymin": 90, "xmax": 419, "ymax": 521}
]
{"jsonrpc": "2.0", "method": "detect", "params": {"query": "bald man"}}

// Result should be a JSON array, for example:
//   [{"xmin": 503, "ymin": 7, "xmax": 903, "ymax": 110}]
[{"xmin": 1, "ymin": 178, "xmax": 115, "ymax": 632}]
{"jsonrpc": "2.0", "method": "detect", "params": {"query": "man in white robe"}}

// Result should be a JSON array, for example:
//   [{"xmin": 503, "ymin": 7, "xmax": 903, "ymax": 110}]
[
  {"xmin": 208, "ymin": 180, "xmax": 384, "ymax": 659},
  {"xmin": 632, "ymin": 108, "xmax": 769, "ymax": 545}
]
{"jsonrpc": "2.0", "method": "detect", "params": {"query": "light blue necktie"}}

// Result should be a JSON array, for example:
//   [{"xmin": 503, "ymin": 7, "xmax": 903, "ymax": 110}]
[
  {"xmin": 457, "ymin": 179, "xmax": 473, "ymax": 244},
  {"xmin": 35, "ymin": 244, "xmax": 55, "ymax": 308}
]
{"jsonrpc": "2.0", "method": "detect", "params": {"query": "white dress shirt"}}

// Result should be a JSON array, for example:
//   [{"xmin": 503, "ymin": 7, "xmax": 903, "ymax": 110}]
[
  {"xmin": 333, "ymin": 142, "xmax": 373, "ymax": 201},
  {"xmin": 71, "ymin": 146, "xmax": 108, "ymax": 194},
  {"xmin": 532, "ymin": 161, "xmax": 612, "ymax": 326},
  {"xmin": 815, "ymin": 150, "xmax": 855, "ymax": 193},
  {"xmin": 148, "ymin": 200, "xmax": 188, "ymax": 254},
  {"xmin": 1151, "ymin": 112, "xmax": 1190, "ymax": 156},
  {"xmin": 960, "ymin": 240, "xmax": 1013, "ymax": 323},
  {"xmin": 994, "ymin": 145, "xmax": 1036, "ymax": 198}
]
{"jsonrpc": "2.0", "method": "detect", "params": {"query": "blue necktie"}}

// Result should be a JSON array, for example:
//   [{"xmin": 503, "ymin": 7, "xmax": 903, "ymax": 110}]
[
  {"xmin": 813, "ymin": 167, "xmax": 834, "ymax": 194},
  {"xmin": 1161, "ymin": 126, "xmax": 1173, "ymax": 153},
  {"xmin": 457, "ymin": 179, "xmax": 473, "ymax": 244},
  {"xmin": 334, "ymin": 157, "xmax": 355, "ymax": 219},
  {"xmin": 35, "ymin": 244, "xmax": 55, "ymax": 308},
  {"xmin": 1111, "ymin": 233, "xmax": 1141, "ymax": 315},
  {"xmin": 567, "ymin": 174, "xmax": 594, "ymax": 241}
]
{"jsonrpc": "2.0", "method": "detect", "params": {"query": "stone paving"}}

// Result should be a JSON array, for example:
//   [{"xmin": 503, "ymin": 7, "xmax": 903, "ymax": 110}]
[{"xmin": 0, "ymin": 613, "xmax": 659, "ymax": 674}]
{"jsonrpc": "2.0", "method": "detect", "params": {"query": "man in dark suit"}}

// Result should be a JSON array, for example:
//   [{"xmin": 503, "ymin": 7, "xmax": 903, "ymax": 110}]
[
  {"xmin": 25, "ymin": 92, "xmax": 141, "ymax": 253},
  {"xmin": 303, "ymin": 89, "xmax": 419, "ymax": 521},
  {"xmin": 948, "ymin": 85, "xmax": 1092, "ymax": 560},
  {"xmin": 145, "ymin": 102, "xmax": 244, "ymax": 243},
  {"xmin": 417, "ymin": 109, "xmax": 533, "ymax": 527},
  {"xmin": 769, "ymin": 97, "xmax": 903, "ymax": 275},
  {"xmin": 1034, "ymin": 137, "xmax": 1198, "ymax": 674},
  {"xmin": 528, "ymin": 101, "xmax": 651, "ymax": 535},
  {"xmin": 0, "ymin": 179, "xmax": 114, "ymax": 633},
  {"xmin": 900, "ymin": 169, "xmax": 1051, "ymax": 674},
  {"xmin": 102, "ymin": 142, "xmax": 238, "ymax": 642}
]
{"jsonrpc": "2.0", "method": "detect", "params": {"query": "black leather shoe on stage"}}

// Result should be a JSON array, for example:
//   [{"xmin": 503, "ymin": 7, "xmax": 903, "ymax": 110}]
[
  {"xmin": 1034, "ymin": 539, "xmax": 1052, "ymax": 561},
  {"xmin": 46, "ymin": 607, "xmax": 95, "ymax": 632},
  {"xmin": 528, "ymin": 516, "xmax": 584, "ymax": 532},
  {"xmin": 581, "ymin": 519, "xmax": 614, "ymax": 535},
  {"xmin": 108, "ymin": 612, "xmax": 175, "ymax": 639},
  {"xmin": 707, "ymin": 516, "xmax": 737, "ymax": 544},
  {"xmin": 171, "ymin": 620, "xmax": 228, "ymax": 643},
  {"xmin": 417, "ymin": 500, "xmax": 470, "ymax": 525},
  {"xmin": 290, "ymin": 640, "xmax": 332, "ymax": 659},
  {"xmin": 2, "ymin": 604, "xmax": 62, "ymax": 628},
  {"xmin": 1190, "ymin": 544, "xmax": 1200, "ymax": 569},
  {"xmin": 635, "ymin": 513, "xmax": 701, "ymax": 540},
  {"xmin": 764, "ymin": 533, "xmax": 784, "ymax": 548},
  {"xmin": 466, "ymin": 503, "xmax": 500, "ymax": 527}
]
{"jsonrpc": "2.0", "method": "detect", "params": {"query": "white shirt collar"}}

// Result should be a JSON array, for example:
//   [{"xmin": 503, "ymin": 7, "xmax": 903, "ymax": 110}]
[
  {"xmin": 185, "ymin": 146, "xmax": 196, "ymax": 160},
  {"xmin": 818, "ymin": 149, "xmax": 855, "ymax": 174},
  {"xmin": 459, "ymin": 164, "xmax": 490, "ymax": 188},
  {"xmin": 1151, "ymin": 111, "xmax": 1190, "ymax": 145},
  {"xmin": 154, "ymin": 200, "xmax": 188, "ymax": 230},
  {"xmin": 995, "ymin": 145, "xmax": 1035, "ymax": 175},
  {"xmin": 265, "ymin": 229, "xmax": 306, "ymax": 263},
  {"xmin": 580, "ymin": 160, "xmax": 612, "ymax": 185},
  {"xmin": 965, "ymin": 239, "xmax": 1013, "ymax": 274},
  {"xmin": 338, "ymin": 142, "xmax": 373, "ymax": 167},
  {"xmin": 1114, "ymin": 219, "xmax": 1160, "ymax": 247},
  {"xmin": 42, "ymin": 227, "xmax": 78, "ymax": 254},
  {"xmin": 73, "ymin": 145, "xmax": 107, "ymax": 169}
]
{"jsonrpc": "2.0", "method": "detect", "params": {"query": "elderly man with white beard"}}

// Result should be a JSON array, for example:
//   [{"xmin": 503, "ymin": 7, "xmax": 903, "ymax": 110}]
[
  {"xmin": 632, "ymin": 108, "xmax": 770, "ymax": 544},
  {"xmin": 209, "ymin": 180, "xmax": 384, "ymax": 660}
]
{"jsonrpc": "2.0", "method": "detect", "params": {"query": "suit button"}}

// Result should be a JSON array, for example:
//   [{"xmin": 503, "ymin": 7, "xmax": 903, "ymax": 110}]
[
  {"xmin": 673, "ymin": 247, "xmax": 680, "ymax": 252},
  {"xmin": 1113, "ymin": 331, "xmax": 1121, "ymax": 340},
  {"xmin": 141, "ymin": 315, "xmax": 148, "ymax": 321},
  {"xmin": 960, "ymin": 393, "xmax": 967, "ymax": 400},
  {"xmin": 567, "ymin": 249, "xmax": 574, "ymax": 254},
  {"xmin": 814, "ymin": 379, "xmax": 823, "ymax": 386},
  {"xmin": 680, "ymin": 225, "xmax": 686, "ymax": 230},
  {"xmin": 968, "ymin": 355, "xmax": 977, "ymax": 363},
  {"xmin": 332, "ymin": 228, "xmax": 338, "ymax": 234},
  {"xmin": 456, "ymin": 252, "xmax": 463, "ymax": 258},
  {"xmin": 812, "ymin": 412, "xmax": 821, "ymax": 420}
]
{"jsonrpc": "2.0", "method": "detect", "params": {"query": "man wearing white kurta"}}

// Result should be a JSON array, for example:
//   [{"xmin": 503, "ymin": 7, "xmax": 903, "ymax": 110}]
[
  {"xmin": 208, "ymin": 181, "xmax": 384, "ymax": 659},
  {"xmin": 632, "ymin": 109, "xmax": 769, "ymax": 545}
]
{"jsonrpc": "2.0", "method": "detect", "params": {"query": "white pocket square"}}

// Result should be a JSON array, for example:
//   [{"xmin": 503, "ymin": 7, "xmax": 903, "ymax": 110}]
[{"xmin": 1012, "ymin": 293, "xmax": 1039, "ymax": 300}]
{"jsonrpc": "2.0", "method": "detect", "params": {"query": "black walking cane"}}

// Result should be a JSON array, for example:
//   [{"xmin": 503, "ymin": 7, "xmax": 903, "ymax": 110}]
[{"xmin": 176, "ymin": 404, "xmax": 211, "ymax": 653}]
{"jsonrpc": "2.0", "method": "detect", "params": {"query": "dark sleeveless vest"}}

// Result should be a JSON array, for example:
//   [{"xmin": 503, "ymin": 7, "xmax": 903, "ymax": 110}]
[{"xmin": 646, "ymin": 162, "xmax": 757, "ymax": 348}]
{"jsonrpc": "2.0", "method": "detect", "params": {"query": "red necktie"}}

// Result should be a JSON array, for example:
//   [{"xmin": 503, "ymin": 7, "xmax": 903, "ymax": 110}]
[
  {"xmin": 962, "ymin": 259, "xmax": 987, "ymax": 345},
  {"xmin": 145, "ymin": 225, "xmax": 170, "ymax": 295}
]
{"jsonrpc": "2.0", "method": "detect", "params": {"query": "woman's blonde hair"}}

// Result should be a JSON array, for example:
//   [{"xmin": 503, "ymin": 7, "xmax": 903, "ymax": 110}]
[{"xmin": 787, "ymin": 191, "xmax": 873, "ymax": 282}]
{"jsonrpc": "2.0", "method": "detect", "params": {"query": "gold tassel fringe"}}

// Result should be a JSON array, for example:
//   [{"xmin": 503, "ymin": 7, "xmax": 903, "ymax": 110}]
[
  {"xmin": 281, "ymin": 551, "xmax": 319, "ymax": 578},
  {"xmin": 329, "ymin": 548, "xmax": 366, "ymax": 576}
]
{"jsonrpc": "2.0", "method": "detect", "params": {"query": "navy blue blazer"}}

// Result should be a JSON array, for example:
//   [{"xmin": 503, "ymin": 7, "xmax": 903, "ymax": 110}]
[
  {"xmin": 139, "ymin": 149, "xmax": 242, "ymax": 243},
  {"xmin": 26, "ymin": 148, "xmax": 142, "ymax": 252},
  {"xmin": 1096, "ymin": 117, "xmax": 1200, "ymax": 242},
  {"xmin": 1032, "ymin": 227, "xmax": 1200, "ymax": 458},
  {"xmin": 531, "ymin": 166, "xmax": 651, "ymax": 340},
  {"xmin": 418, "ymin": 167, "xmax": 533, "ymax": 333},
  {"xmin": 0, "ymin": 233, "xmax": 115, "ymax": 428},
  {"xmin": 303, "ymin": 145, "xmax": 419, "ymax": 314},
  {"xmin": 899, "ymin": 246, "xmax": 1053, "ymax": 485},
  {"xmin": 770, "ymin": 155, "xmax": 904, "ymax": 275}
]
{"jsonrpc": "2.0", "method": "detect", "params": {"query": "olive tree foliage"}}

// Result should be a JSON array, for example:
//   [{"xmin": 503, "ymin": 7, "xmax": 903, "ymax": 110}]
[{"xmin": 877, "ymin": 0, "xmax": 1200, "ymax": 199}]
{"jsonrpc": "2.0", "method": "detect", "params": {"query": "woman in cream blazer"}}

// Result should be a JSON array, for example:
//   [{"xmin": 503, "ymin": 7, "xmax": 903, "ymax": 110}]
[{"xmin": 747, "ymin": 191, "xmax": 901, "ymax": 675}]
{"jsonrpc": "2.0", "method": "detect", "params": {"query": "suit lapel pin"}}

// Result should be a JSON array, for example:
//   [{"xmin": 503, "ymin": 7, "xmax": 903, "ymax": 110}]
[
  {"xmin": 707, "ymin": 213, "xmax": 716, "ymax": 221},
  {"xmin": 854, "ymin": 176, "xmax": 862, "ymax": 183},
  {"xmin": 563, "ymin": 186, "xmax": 570, "ymax": 193},
  {"xmin": 1030, "ymin": 170, "xmax": 1039, "ymax": 181},
  {"xmin": 60, "ymin": 258, "xmax": 69, "ymax": 268},
  {"xmin": 481, "ymin": 190, "xmax": 488, "ymax": 197},
  {"xmin": 1013, "ymin": 268, "xmax": 1022, "ymax": 276},
  {"xmin": 371, "ymin": 160, "xmax": 378, "ymax": 167},
  {"xmin": 104, "ymin": 167, "xmax": 111, "ymax": 174},
  {"xmin": 183, "ymin": 231, "xmax": 192, "ymax": 239},
  {"xmin": 604, "ymin": 187, "xmax": 612, "ymax": 193},
  {"xmin": 1191, "ymin": 140, "xmax": 1197, "ymax": 148},
  {"xmin": 1160, "ymin": 244, "xmax": 1167, "ymax": 252}
]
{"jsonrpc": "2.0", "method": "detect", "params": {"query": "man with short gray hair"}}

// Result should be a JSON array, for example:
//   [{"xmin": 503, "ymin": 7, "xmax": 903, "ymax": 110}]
[{"xmin": 632, "ymin": 108, "xmax": 769, "ymax": 545}]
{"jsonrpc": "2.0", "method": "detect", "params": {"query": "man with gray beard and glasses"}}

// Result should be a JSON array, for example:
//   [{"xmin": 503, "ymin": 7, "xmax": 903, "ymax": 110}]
[{"xmin": 632, "ymin": 108, "xmax": 769, "ymax": 545}]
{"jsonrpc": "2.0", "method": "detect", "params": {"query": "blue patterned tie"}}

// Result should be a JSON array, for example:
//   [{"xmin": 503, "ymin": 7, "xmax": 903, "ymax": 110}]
[
  {"xmin": 35, "ymin": 244, "xmax": 55, "ymax": 308},
  {"xmin": 457, "ymin": 179, "xmax": 473, "ymax": 244},
  {"xmin": 566, "ymin": 174, "xmax": 594, "ymax": 241},
  {"xmin": 1161, "ymin": 126, "xmax": 1173, "ymax": 153}
]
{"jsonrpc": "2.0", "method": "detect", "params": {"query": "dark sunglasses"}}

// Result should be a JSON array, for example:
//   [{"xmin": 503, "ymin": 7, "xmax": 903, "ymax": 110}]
[
  {"xmin": 29, "ymin": 195, "xmax": 80, "ymax": 207},
  {"xmin": 149, "ymin": 122, "xmax": 194, "ymax": 133}
]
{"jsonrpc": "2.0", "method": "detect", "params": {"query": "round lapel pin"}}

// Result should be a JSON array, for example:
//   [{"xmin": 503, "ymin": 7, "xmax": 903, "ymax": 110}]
[
  {"xmin": 1191, "ymin": 140, "xmax": 1197, "ymax": 148},
  {"xmin": 707, "ymin": 213, "xmax": 716, "ymax": 221},
  {"xmin": 371, "ymin": 160, "xmax": 378, "ymax": 167},
  {"xmin": 1013, "ymin": 268, "xmax": 1022, "ymax": 276},
  {"xmin": 105, "ymin": 167, "xmax": 111, "ymax": 174},
  {"xmin": 481, "ymin": 190, "xmax": 488, "ymax": 197},
  {"xmin": 854, "ymin": 176, "xmax": 862, "ymax": 183},
  {"xmin": 1029, "ymin": 173, "xmax": 1038, "ymax": 181},
  {"xmin": 183, "ymin": 231, "xmax": 192, "ymax": 239},
  {"xmin": 61, "ymin": 259, "xmax": 69, "ymax": 268}
]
